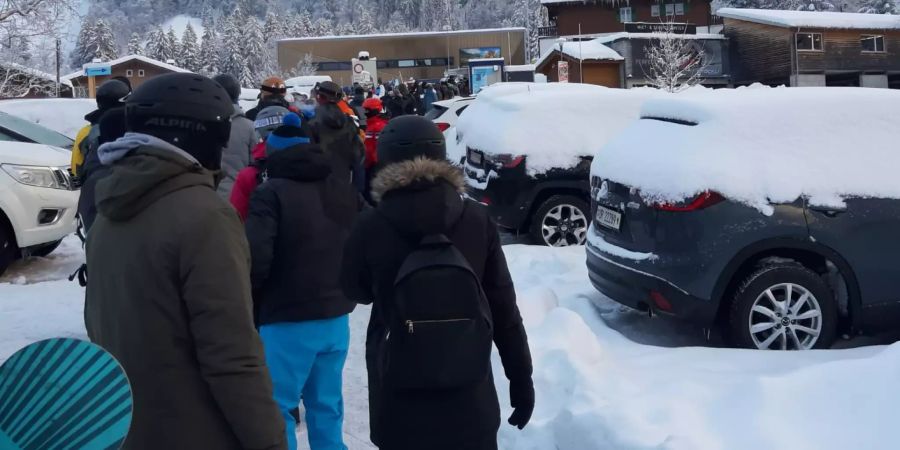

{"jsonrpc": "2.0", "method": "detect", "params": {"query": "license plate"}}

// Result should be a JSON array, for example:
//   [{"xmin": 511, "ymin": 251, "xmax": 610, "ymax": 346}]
[
  {"xmin": 596, "ymin": 205, "xmax": 622, "ymax": 230},
  {"xmin": 468, "ymin": 150, "xmax": 482, "ymax": 165}
]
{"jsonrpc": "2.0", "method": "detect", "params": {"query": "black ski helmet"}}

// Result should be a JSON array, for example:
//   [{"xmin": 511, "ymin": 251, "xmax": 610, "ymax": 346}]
[
  {"xmin": 95, "ymin": 79, "xmax": 130, "ymax": 110},
  {"xmin": 315, "ymin": 81, "xmax": 343, "ymax": 103},
  {"xmin": 213, "ymin": 74, "xmax": 241, "ymax": 104},
  {"xmin": 376, "ymin": 115, "xmax": 446, "ymax": 166},
  {"xmin": 125, "ymin": 73, "xmax": 233, "ymax": 171}
]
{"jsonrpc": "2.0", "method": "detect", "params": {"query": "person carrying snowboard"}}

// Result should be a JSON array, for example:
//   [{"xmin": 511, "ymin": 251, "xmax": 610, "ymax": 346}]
[
  {"xmin": 340, "ymin": 116, "xmax": 534, "ymax": 450},
  {"xmin": 84, "ymin": 73, "xmax": 286, "ymax": 450},
  {"xmin": 246, "ymin": 114, "xmax": 359, "ymax": 450}
]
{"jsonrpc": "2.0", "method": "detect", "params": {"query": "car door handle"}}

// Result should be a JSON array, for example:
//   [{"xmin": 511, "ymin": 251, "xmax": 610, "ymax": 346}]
[{"xmin": 810, "ymin": 207, "xmax": 846, "ymax": 218}]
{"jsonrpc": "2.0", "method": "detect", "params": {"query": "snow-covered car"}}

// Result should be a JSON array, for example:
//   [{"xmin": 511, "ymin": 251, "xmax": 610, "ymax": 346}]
[
  {"xmin": 424, "ymin": 96, "xmax": 474, "ymax": 165},
  {"xmin": 456, "ymin": 83, "xmax": 659, "ymax": 246},
  {"xmin": 588, "ymin": 87, "xmax": 900, "ymax": 350},
  {"xmin": 0, "ymin": 112, "xmax": 79, "ymax": 275}
]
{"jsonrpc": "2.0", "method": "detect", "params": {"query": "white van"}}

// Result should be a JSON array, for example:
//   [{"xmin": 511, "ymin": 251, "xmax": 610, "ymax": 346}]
[{"xmin": 285, "ymin": 75, "xmax": 334, "ymax": 99}]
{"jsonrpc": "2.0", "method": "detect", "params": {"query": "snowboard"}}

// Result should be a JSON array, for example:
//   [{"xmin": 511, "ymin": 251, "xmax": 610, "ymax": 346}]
[{"xmin": 0, "ymin": 338, "xmax": 133, "ymax": 450}]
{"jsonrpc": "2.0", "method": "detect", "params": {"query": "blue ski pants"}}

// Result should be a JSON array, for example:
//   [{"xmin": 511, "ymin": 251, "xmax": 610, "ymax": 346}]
[{"xmin": 259, "ymin": 315, "xmax": 350, "ymax": 450}]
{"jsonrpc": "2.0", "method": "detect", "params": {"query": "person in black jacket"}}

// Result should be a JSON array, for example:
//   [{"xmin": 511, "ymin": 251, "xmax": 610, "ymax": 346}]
[
  {"xmin": 341, "ymin": 116, "xmax": 534, "ymax": 450},
  {"xmin": 383, "ymin": 90, "xmax": 404, "ymax": 118},
  {"xmin": 246, "ymin": 114, "xmax": 359, "ymax": 450},
  {"xmin": 246, "ymin": 77, "xmax": 292, "ymax": 121}
]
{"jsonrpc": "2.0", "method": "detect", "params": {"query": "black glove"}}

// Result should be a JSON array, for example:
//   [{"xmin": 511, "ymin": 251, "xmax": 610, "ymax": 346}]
[{"xmin": 507, "ymin": 377, "xmax": 535, "ymax": 430}]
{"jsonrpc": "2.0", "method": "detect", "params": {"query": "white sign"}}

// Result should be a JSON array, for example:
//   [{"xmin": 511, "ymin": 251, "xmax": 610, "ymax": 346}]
[
  {"xmin": 351, "ymin": 58, "xmax": 378, "ymax": 86},
  {"xmin": 558, "ymin": 61, "xmax": 569, "ymax": 83}
]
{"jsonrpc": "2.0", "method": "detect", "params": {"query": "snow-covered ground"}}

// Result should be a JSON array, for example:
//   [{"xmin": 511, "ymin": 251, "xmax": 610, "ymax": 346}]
[{"xmin": 2, "ymin": 237, "xmax": 898, "ymax": 450}]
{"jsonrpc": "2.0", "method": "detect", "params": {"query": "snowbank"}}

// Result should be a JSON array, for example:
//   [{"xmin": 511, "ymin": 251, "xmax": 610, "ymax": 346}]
[
  {"xmin": 717, "ymin": 8, "xmax": 900, "ymax": 30},
  {"xmin": 0, "ymin": 98, "xmax": 94, "ymax": 138},
  {"xmin": 456, "ymin": 83, "xmax": 661, "ymax": 174},
  {"xmin": 592, "ymin": 87, "xmax": 900, "ymax": 211}
]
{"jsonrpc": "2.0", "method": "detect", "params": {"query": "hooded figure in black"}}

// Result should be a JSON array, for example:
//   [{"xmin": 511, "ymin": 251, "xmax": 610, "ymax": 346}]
[{"xmin": 341, "ymin": 116, "xmax": 534, "ymax": 450}]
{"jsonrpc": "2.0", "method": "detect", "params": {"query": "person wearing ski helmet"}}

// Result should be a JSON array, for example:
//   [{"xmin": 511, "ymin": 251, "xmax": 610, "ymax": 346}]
[
  {"xmin": 362, "ymin": 97, "xmax": 387, "ymax": 171},
  {"xmin": 340, "ymin": 116, "xmax": 534, "ymax": 450},
  {"xmin": 311, "ymin": 81, "xmax": 365, "ymax": 190},
  {"xmin": 214, "ymin": 74, "xmax": 259, "ymax": 201},
  {"xmin": 84, "ymin": 73, "xmax": 287, "ymax": 450},
  {"xmin": 71, "ymin": 79, "xmax": 131, "ymax": 177},
  {"xmin": 247, "ymin": 76, "xmax": 293, "ymax": 121}
]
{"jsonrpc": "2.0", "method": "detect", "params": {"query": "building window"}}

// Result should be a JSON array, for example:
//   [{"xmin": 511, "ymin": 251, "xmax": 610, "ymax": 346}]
[
  {"xmin": 619, "ymin": 7, "xmax": 633, "ymax": 23},
  {"xmin": 675, "ymin": 3, "xmax": 685, "ymax": 15},
  {"xmin": 665, "ymin": 4, "xmax": 675, "ymax": 15},
  {"xmin": 138, "ymin": 69, "xmax": 146, "ymax": 77},
  {"xmin": 651, "ymin": 5, "xmax": 660, "ymax": 17},
  {"xmin": 398, "ymin": 60, "xmax": 416, "ymax": 68},
  {"xmin": 126, "ymin": 69, "xmax": 134, "ymax": 77},
  {"xmin": 861, "ymin": 35, "xmax": 885, "ymax": 53},
  {"xmin": 796, "ymin": 33, "xmax": 823, "ymax": 52}
]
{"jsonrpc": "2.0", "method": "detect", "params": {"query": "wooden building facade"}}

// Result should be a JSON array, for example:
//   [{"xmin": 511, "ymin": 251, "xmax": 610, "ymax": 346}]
[
  {"xmin": 64, "ymin": 55, "xmax": 190, "ymax": 98},
  {"xmin": 718, "ymin": 9, "xmax": 900, "ymax": 88},
  {"xmin": 541, "ymin": 0, "xmax": 715, "ymax": 37}
]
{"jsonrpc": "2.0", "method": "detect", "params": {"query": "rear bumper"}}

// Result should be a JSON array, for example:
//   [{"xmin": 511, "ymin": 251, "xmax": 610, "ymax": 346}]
[{"xmin": 586, "ymin": 243, "xmax": 719, "ymax": 325}]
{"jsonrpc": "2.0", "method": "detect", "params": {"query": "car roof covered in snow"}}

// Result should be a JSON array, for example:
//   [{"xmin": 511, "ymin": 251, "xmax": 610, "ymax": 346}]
[
  {"xmin": 457, "ymin": 82, "xmax": 660, "ymax": 174},
  {"xmin": 592, "ymin": 86, "xmax": 900, "ymax": 212},
  {"xmin": 716, "ymin": 8, "xmax": 900, "ymax": 30}
]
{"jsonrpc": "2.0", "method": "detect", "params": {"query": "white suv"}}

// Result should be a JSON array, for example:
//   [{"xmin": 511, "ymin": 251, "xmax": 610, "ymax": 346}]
[{"xmin": 0, "ymin": 111, "xmax": 79, "ymax": 275}]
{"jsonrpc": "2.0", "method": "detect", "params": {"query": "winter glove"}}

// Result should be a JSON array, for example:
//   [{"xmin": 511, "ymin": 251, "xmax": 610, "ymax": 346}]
[{"xmin": 507, "ymin": 377, "xmax": 535, "ymax": 430}]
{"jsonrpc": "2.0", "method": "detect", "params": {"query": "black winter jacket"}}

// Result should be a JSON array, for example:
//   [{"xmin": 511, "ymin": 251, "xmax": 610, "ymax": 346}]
[
  {"xmin": 341, "ymin": 158, "xmax": 533, "ymax": 450},
  {"xmin": 246, "ymin": 145, "xmax": 359, "ymax": 325},
  {"xmin": 246, "ymin": 96, "xmax": 291, "ymax": 121},
  {"xmin": 311, "ymin": 103, "xmax": 364, "ymax": 184}
]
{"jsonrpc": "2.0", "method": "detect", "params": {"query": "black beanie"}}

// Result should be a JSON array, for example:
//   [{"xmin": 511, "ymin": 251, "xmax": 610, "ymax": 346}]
[{"xmin": 376, "ymin": 115, "xmax": 446, "ymax": 165}]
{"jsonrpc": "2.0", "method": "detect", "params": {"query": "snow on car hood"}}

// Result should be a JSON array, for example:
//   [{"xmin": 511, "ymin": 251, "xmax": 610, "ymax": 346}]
[
  {"xmin": 0, "ymin": 141, "xmax": 71, "ymax": 168},
  {"xmin": 592, "ymin": 87, "xmax": 900, "ymax": 213},
  {"xmin": 456, "ymin": 83, "xmax": 662, "ymax": 174}
]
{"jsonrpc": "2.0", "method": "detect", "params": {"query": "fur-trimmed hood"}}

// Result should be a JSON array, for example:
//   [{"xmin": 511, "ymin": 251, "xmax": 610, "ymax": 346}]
[{"xmin": 371, "ymin": 157, "xmax": 466, "ymax": 202}]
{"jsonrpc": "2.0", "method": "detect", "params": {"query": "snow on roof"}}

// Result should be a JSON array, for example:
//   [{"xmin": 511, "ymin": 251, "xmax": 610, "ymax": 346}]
[
  {"xmin": 716, "ymin": 8, "xmax": 900, "ymax": 30},
  {"xmin": 535, "ymin": 38, "xmax": 623, "ymax": 68},
  {"xmin": 279, "ymin": 27, "xmax": 526, "ymax": 43},
  {"xmin": 0, "ymin": 62, "xmax": 72, "ymax": 87},
  {"xmin": 505, "ymin": 64, "xmax": 537, "ymax": 72},
  {"xmin": 61, "ymin": 55, "xmax": 191, "ymax": 82},
  {"xmin": 457, "ymin": 83, "xmax": 661, "ymax": 174},
  {"xmin": 595, "ymin": 32, "xmax": 727, "ymax": 43},
  {"xmin": 592, "ymin": 86, "xmax": 900, "ymax": 212}
]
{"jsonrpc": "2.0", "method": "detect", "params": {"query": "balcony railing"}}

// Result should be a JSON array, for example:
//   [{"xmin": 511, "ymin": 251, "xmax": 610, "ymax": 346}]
[{"xmin": 538, "ymin": 26, "xmax": 558, "ymax": 38}]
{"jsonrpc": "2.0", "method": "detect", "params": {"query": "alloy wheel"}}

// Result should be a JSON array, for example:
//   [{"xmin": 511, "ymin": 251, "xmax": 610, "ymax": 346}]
[
  {"xmin": 748, "ymin": 283, "xmax": 823, "ymax": 350},
  {"xmin": 541, "ymin": 204, "xmax": 588, "ymax": 247}
]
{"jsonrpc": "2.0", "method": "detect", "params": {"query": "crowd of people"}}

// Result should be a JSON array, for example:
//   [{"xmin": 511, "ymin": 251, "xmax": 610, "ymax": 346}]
[{"xmin": 68, "ymin": 72, "xmax": 531, "ymax": 450}]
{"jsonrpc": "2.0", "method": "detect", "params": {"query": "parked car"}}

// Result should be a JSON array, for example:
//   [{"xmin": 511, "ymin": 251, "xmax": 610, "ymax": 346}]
[
  {"xmin": 0, "ymin": 112, "xmax": 79, "ymax": 275},
  {"xmin": 587, "ymin": 87, "xmax": 900, "ymax": 350},
  {"xmin": 425, "ymin": 96, "xmax": 474, "ymax": 165},
  {"xmin": 456, "ymin": 83, "xmax": 656, "ymax": 246}
]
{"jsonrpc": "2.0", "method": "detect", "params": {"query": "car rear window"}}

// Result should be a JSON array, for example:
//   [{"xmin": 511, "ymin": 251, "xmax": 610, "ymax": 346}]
[{"xmin": 424, "ymin": 105, "xmax": 448, "ymax": 121}]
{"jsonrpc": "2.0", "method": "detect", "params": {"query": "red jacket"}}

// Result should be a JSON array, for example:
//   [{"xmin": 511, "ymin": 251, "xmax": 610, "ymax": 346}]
[
  {"xmin": 364, "ymin": 115, "xmax": 389, "ymax": 169},
  {"xmin": 229, "ymin": 141, "xmax": 268, "ymax": 221}
]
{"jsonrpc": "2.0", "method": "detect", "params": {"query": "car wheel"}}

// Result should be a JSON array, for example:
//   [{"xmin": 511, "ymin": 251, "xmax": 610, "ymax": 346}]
[
  {"xmin": 29, "ymin": 239, "xmax": 63, "ymax": 258},
  {"xmin": 530, "ymin": 195, "xmax": 590, "ymax": 247},
  {"xmin": 729, "ymin": 264, "xmax": 837, "ymax": 350},
  {"xmin": 0, "ymin": 223, "xmax": 16, "ymax": 277}
]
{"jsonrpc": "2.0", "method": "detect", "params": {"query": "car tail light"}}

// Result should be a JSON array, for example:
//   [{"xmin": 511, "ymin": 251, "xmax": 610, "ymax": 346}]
[
  {"xmin": 654, "ymin": 192, "xmax": 724, "ymax": 212},
  {"xmin": 493, "ymin": 154, "xmax": 525, "ymax": 169},
  {"xmin": 435, "ymin": 122, "xmax": 451, "ymax": 132},
  {"xmin": 649, "ymin": 290, "xmax": 673, "ymax": 312}
]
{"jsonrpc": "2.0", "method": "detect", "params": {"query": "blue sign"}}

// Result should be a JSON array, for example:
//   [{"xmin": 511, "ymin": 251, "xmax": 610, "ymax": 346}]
[{"xmin": 84, "ymin": 64, "xmax": 112, "ymax": 77}]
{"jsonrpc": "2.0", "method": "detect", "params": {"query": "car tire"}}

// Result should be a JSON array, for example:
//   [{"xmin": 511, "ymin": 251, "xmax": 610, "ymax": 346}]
[
  {"xmin": 0, "ymin": 223, "xmax": 16, "ymax": 277},
  {"xmin": 530, "ymin": 195, "xmax": 590, "ymax": 247},
  {"xmin": 729, "ymin": 263, "xmax": 837, "ymax": 350},
  {"xmin": 29, "ymin": 239, "xmax": 63, "ymax": 258}
]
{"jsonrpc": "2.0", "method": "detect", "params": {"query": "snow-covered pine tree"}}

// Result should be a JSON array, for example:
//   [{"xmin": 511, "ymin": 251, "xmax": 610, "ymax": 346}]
[
  {"xmin": 219, "ymin": 8, "xmax": 250, "ymax": 86},
  {"xmin": 243, "ymin": 17, "xmax": 269, "ymax": 86},
  {"xmin": 399, "ymin": 0, "xmax": 422, "ymax": 29},
  {"xmin": 165, "ymin": 28, "xmax": 180, "ymax": 64},
  {"xmin": 69, "ymin": 21, "xmax": 95, "ymax": 68},
  {"xmin": 798, "ymin": 0, "xmax": 836, "ymax": 10},
  {"xmin": 198, "ymin": 26, "xmax": 220, "ymax": 76},
  {"xmin": 145, "ymin": 27, "xmax": 175, "ymax": 63},
  {"xmin": 313, "ymin": 18, "xmax": 333, "ymax": 37},
  {"xmin": 356, "ymin": 9, "xmax": 378, "ymax": 35},
  {"xmin": 420, "ymin": 0, "xmax": 446, "ymax": 31},
  {"xmin": 858, "ymin": 0, "xmax": 899, "ymax": 13},
  {"xmin": 93, "ymin": 19, "xmax": 119, "ymax": 61},
  {"xmin": 298, "ymin": 11, "xmax": 315, "ymax": 37},
  {"xmin": 641, "ymin": 21, "xmax": 707, "ymax": 93},
  {"xmin": 181, "ymin": 24, "xmax": 201, "ymax": 72},
  {"xmin": 290, "ymin": 53, "xmax": 318, "ymax": 77},
  {"xmin": 263, "ymin": 11, "xmax": 283, "ymax": 43},
  {"xmin": 127, "ymin": 32, "xmax": 143, "ymax": 56}
]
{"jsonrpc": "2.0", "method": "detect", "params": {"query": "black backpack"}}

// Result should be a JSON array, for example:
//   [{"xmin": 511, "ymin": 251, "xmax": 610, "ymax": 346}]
[{"xmin": 382, "ymin": 228, "xmax": 494, "ymax": 391}]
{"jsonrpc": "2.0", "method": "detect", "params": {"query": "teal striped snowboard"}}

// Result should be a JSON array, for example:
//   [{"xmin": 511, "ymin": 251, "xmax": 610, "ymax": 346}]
[{"xmin": 0, "ymin": 338, "xmax": 132, "ymax": 450}]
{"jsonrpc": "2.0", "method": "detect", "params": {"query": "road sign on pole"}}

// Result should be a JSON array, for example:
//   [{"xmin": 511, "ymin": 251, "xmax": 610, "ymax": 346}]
[{"xmin": 558, "ymin": 61, "xmax": 569, "ymax": 83}]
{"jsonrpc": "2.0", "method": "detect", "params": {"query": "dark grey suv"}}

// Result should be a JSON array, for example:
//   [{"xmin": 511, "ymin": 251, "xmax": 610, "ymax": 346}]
[{"xmin": 586, "ymin": 176, "xmax": 900, "ymax": 350}]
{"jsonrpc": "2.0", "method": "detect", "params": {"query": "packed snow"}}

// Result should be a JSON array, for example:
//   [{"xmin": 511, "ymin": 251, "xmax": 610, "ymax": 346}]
[
  {"xmin": 3, "ymin": 237, "xmax": 899, "ymax": 449},
  {"xmin": 0, "ymin": 99, "xmax": 94, "ymax": 139},
  {"xmin": 456, "ymin": 83, "xmax": 660, "ymax": 174},
  {"xmin": 716, "ymin": 8, "xmax": 900, "ymax": 30},
  {"xmin": 535, "ymin": 39, "xmax": 623, "ymax": 69},
  {"xmin": 592, "ymin": 87, "xmax": 900, "ymax": 212}
]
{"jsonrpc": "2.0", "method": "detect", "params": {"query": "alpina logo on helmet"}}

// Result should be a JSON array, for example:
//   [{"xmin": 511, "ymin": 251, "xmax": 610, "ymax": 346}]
[{"xmin": 144, "ymin": 117, "xmax": 208, "ymax": 132}]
